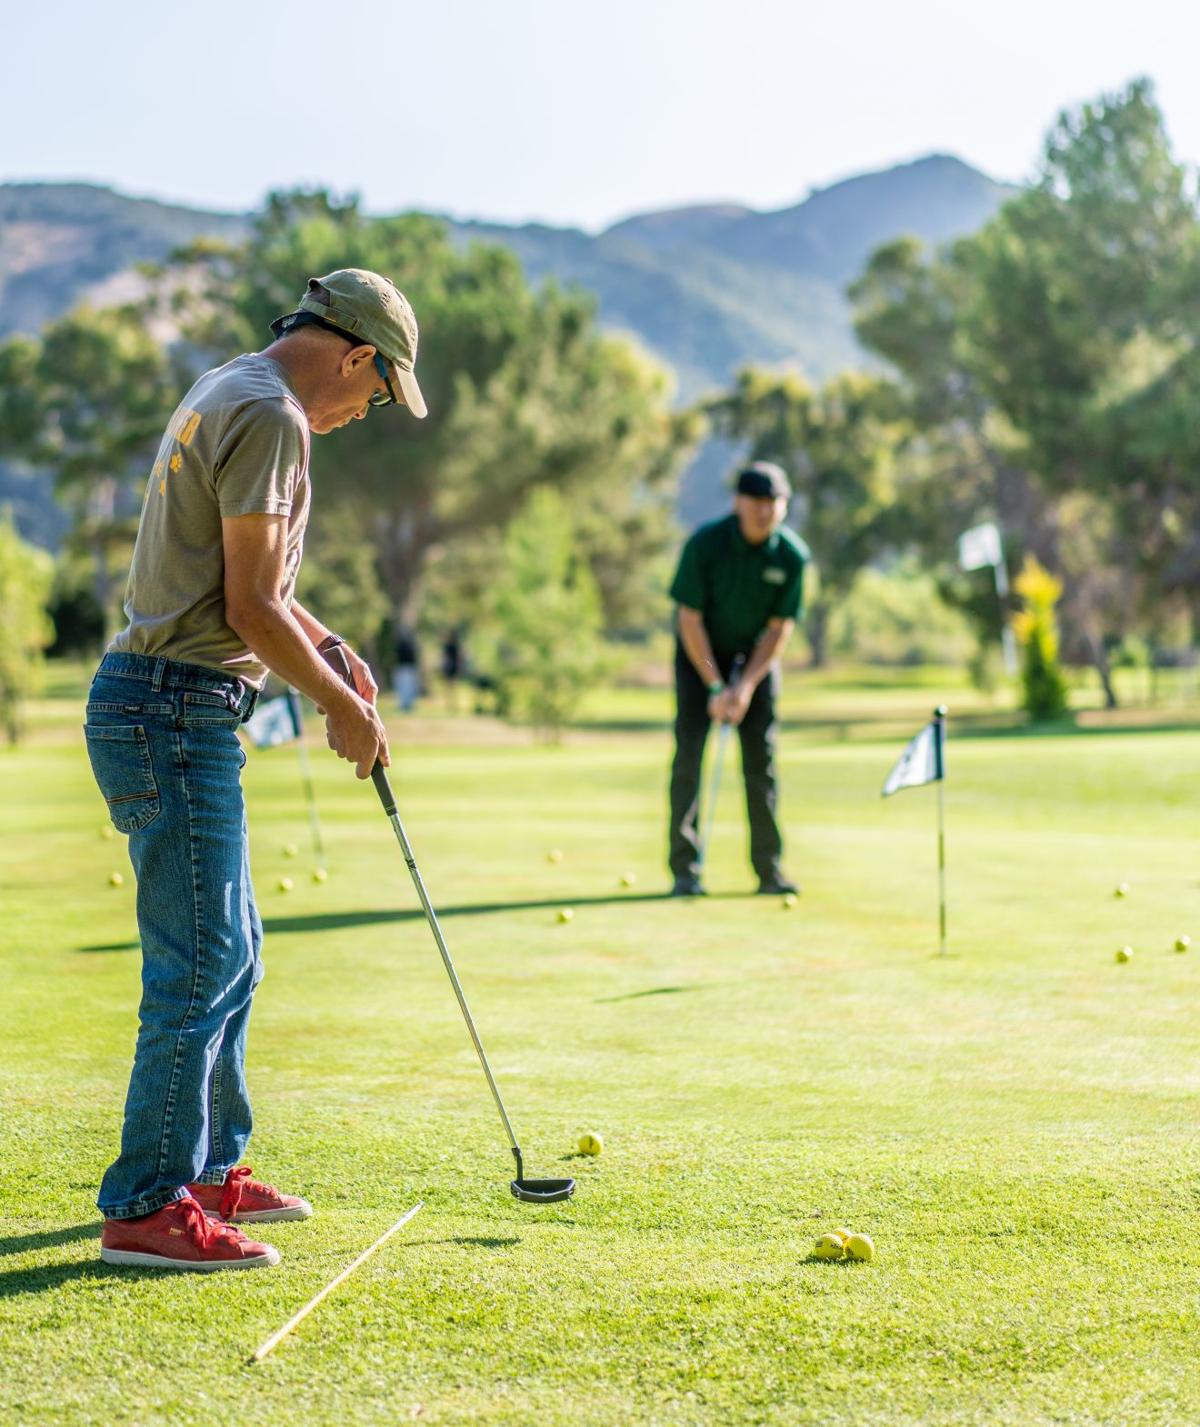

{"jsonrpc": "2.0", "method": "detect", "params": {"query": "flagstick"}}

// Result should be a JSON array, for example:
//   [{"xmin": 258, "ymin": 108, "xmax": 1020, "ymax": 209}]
[
  {"xmin": 289, "ymin": 691, "xmax": 326, "ymax": 865},
  {"xmin": 934, "ymin": 705, "xmax": 948, "ymax": 957},
  {"xmin": 251, "ymin": 1201, "xmax": 424, "ymax": 1364}
]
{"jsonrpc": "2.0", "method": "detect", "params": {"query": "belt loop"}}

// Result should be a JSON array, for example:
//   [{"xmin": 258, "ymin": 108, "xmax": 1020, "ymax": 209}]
[{"xmin": 151, "ymin": 657, "xmax": 167, "ymax": 692}]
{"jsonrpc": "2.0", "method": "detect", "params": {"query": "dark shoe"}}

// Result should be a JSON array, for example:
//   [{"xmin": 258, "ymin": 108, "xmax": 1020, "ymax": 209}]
[
  {"xmin": 757, "ymin": 875, "xmax": 800, "ymax": 896},
  {"xmin": 670, "ymin": 875, "xmax": 707, "ymax": 897}
]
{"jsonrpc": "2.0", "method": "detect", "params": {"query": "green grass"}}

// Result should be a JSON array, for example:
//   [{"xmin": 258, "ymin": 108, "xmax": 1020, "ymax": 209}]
[{"xmin": 3, "ymin": 668, "xmax": 1200, "ymax": 1425}]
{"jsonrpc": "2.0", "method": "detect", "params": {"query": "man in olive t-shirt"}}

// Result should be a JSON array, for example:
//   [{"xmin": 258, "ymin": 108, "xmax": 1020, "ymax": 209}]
[
  {"xmin": 667, "ymin": 462, "xmax": 810, "ymax": 897},
  {"xmin": 84, "ymin": 269, "xmax": 427, "ymax": 1273}
]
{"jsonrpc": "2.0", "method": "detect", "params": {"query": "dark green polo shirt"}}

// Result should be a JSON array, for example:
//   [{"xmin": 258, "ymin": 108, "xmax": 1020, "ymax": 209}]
[{"xmin": 669, "ymin": 514, "xmax": 809, "ymax": 657}]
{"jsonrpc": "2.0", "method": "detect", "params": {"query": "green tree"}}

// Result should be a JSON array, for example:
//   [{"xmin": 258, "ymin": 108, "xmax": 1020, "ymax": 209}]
[
  {"xmin": 0, "ymin": 306, "xmax": 179, "ymax": 632},
  {"xmin": 172, "ymin": 193, "xmax": 699, "ymax": 634},
  {"xmin": 478, "ymin": 488, "xmax": 611, "ymax": 738},
  {"xmin": 706, "ymin": 368, "xmax": 909, "ymax": 665},
  {"xmin": 850, "ymin": 79, "xmax": 1200, "ymax": 702},
  {"xmin": 0, "ymin": 508, "xmax": 54, "ymax": 742}
]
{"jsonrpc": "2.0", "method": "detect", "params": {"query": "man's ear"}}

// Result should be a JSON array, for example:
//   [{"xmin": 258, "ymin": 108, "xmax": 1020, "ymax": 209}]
[{"xmin": 341, "ymin": 344, "xmax": 376, "ymax": 377}]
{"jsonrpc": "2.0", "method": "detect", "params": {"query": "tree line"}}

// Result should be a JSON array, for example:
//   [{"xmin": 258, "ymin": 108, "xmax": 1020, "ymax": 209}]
[{"xmin": 1, "ymin": 78, "xmax": 1196, "ymax": 736}]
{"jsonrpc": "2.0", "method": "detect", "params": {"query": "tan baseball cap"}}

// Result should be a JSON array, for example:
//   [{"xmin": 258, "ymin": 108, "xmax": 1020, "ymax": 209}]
[{"xmin": 276, "ymin": 268, "xmax": 427, "ymax": 418}]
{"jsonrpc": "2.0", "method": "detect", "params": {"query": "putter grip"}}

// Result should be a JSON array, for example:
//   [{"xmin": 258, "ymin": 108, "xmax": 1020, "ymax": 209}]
[{"xmin": 320, "ymin": 643, "xmax": 398, "ymax": 816}]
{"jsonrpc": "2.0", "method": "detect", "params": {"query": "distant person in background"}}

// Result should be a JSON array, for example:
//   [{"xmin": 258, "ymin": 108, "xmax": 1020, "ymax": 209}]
[
  {"xmin": 392, "ymin": 624, "xmax": 421, "ymax": 712},
  {"xmin": 441, "ymin": 626, "xmax": 464, "ymax": 711},
  {"xmin": 667, "ymin": 462, "xmax": 810, "ymax": 898}
]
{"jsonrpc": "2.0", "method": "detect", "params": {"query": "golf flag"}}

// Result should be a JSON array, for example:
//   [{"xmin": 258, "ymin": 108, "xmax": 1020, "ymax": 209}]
[
  {"xmin": 244, "ymin": 692, "xmax": 303, "ymax": 750},
  {"xmin": 882, "ymin": 720, "xmax": 943, "ymax": 797},
  {"xmin": 883, "ymin": 708, "xmax": 949, "ymax": 956},
  {"xmin": 958, "ymin": 521, "xmax": 1002, "ymax": 573}
]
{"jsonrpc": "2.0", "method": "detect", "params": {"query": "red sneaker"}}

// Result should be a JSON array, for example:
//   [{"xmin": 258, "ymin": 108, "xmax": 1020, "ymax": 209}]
[
  {"xmin": 100, "ymin": 1195, "xmax": 280, "ymax": 1271},
  {"xmin": 187, "ymin": 1165, "xmax": 313, "ymax": 1224}
]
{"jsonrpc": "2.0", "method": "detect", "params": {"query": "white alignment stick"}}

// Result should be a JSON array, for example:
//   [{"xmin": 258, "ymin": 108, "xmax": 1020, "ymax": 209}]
[{"xmin": 251, "ymin": 1201, "xmax": 425, "ymax": 1363}]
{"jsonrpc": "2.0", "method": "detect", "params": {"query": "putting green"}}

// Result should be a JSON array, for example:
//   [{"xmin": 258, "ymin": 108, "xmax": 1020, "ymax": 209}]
[{"xmin": 2, "ymin": 668, "xmax": 1199, "ymax": 1425}]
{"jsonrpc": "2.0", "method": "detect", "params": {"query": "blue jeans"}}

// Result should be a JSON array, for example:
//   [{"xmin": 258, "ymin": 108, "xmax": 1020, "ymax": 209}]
[{"xmin": 84, "ymin": 652, "xmax": 262, "ymax": 1219}]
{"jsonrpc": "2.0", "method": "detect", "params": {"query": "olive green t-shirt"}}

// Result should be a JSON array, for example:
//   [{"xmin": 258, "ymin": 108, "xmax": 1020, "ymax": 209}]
[
  {"xmin": 109, "ymin": 354, "xmax": 311, "ymax": 689},
  {"xmin": 669, "ymin": 513, "xmax": 809, "ymax": 657}
]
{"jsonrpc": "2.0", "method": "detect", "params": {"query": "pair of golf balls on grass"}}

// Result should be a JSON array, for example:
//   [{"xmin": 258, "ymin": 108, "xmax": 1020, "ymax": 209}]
[{"xmin": 811, "ymin": 1228, "xmax": 875, "ymax": 1262}]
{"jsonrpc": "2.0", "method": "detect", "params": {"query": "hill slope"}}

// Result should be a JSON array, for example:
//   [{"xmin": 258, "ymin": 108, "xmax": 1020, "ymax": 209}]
[{"xmin": 0, "ymin": 158, "xmax": 1013, "ymax": 540}]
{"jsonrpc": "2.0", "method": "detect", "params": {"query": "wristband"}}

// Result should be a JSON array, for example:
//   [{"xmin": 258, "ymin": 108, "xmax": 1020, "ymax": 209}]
[{"xmin": 707, "ymin": 681, "xmax": 724, "ymax": 696}]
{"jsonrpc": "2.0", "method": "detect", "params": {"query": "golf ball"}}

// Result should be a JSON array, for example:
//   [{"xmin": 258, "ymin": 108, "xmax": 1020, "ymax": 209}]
[
  {"xmin": 1115, "ymin": 945, "xmax": 1133, "ymax": 963},
  {"xmin": 277, "ymin": 877, "xmax": 294, "ymax": 893},
  {"xmin": 108, "ymin": 871, "xmax": 124, "ymax": 888},
  {"xmin": 577, "ymin": 1132, "xmax": 603, "ymax": 1156},
  {"xmin": 1114, "ymin": 882, "xmax": 1130, "ymax": 898},
  {"xmin": 621, "ymin": 872, "xmax": 637, "ymax": 888},
  {"xmin": 1174, "ymin": 935, "xmax": 1190, "ymax": 953},
  {"xmin": 812, "ymin": 1234, "xmax": 845, "ymax": 1261},
  {"xmin": 312, "ymin": 867, "xmax": 328, "ymax": 884},
  {"xmin": 783, "ymin": 893, "xmax": 798, "ymax": 909},
  {"xmin": 547, "ymin": 850, "xmax": 564, "ymax": 864},
  {"xmin": 283, "ymin": 843, "xmax": 298, "ymax": 858},
  {"xmin": 99, "ymin": 825, "xmax": 115, "ymax": 841},
  {"xmin": 557, "ymin": 908, "xmax": 574, "ymax": 924},
  {"xmin": 843, "ymin": 1233, "xmax": 875, "ymax": 1262}
]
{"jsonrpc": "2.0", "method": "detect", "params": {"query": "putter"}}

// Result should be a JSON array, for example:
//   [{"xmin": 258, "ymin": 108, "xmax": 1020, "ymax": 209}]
[
  {"xmin": 698, "ymin": 654, "xmax": 745, "ymax": 867},
  {"xmin": 324, "ymin": 645, "xmax": 575, "ymax": 1205}
]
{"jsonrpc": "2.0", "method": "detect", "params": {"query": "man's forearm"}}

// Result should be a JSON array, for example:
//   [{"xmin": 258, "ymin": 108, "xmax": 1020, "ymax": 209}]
[
  {"xmin": 677, "ymin": 609, "xmax": 723, "ymax": 688},
  {"xmin": 291, "ymin": 600, "xmax": 334, "ymax": 649},
  {"xmin": 740, "ymin": 621, "xmax": 793, "ymax": 691},
  {"xmin": 229, "ymin": 598, "xmax": 357, "ymax": 713}
]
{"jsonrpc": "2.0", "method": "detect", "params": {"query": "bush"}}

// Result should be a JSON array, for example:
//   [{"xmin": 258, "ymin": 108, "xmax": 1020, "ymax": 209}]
[
  {"xmin": 829, "ymin": 562, "xmax": 975, "ymax": 666},
  {"xmin": 0, "ymin": 510, "xmax": 54, "ymax": 742},
  {"xmin": 1013, "ymin": 556, "xmax": 1070, "ymax": 720},
  {"xmin": 478, "ymin": 489, "xmax": 613, "ymax": 739}
]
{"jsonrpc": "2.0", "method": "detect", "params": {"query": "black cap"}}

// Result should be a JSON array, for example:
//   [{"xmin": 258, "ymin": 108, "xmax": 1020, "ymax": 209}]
[{"xmin": 735, "ymin": 461, "xmax": 791, "ymax": 499}]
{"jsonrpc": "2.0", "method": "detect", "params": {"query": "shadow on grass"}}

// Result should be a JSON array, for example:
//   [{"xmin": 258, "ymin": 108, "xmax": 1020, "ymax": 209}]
[
  {"xmin": 420, "ymin": 1236, "xmax": 521, "ymax": 1250},
  {"xmin": 77, "ymin": 890, "xmax": 755, "ymax": 952},
  {"xmin": 0, "ymin": 1257, "xmax": 167, "ymax": 1297},
  {"xmin": 594, "ymin": 984, "xmax": 700, "ymax": 1004},
  {"xmin": 0, "ymin": 1222, "xmax": 99, "ymax": 1257}
]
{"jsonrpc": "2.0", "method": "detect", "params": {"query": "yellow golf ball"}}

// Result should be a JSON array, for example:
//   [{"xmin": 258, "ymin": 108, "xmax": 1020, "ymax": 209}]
[
  {"xmin": 108, "ymin": 871, "xmax": 124, "ymax": 888},
  {"xmin": 783, "ymin": 892, "xmax": 798, "ymax": 909},
  {"xmin": 283, "ymin": 843, "xmax": 298, "ymax": 858},
  {"xmin": 843, "ymin": 1233, "xmax": 875, "ymax": 1262},
  {"xmin": 620, "ymin": 872, "xmax": 637, "ymax": 888},
  {"xmin": 312, "ymin": 867, "xmax": 328, "ymax": 884},
  {"xmin": 277, "ymin": 877, "xmax": 294, "ymax": 893},
  {"xmin": 99, "ymin": 825, "xmax": 115, "ymax": 841},
  {"xmin": 1114, "ymin": 882, "xmax": 1130, "ymax": 898},
  {"xmin": 557, "ymin": 908, "xmax": 574, "ymax": 924},
  {"xmin": 1174, "ymin": 935, "xmax": 1190, "ymax": 953},
  {"xmin": 577, "ymin": 1132, "xmax": 603, "ymax": 1156},
  {"xmin": 547, "ymin": 849, "xmax": 564, "ymax": 864},
  {"xmin": 812, "ymin": 1234, "xmax": 845, "ymax": 1261},
  {"xmin": 1115, "ymin": 945, "xmax": 1132, "ymax": 963}
]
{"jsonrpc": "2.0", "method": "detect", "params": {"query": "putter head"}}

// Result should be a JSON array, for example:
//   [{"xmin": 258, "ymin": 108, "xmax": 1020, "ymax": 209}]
[{"xmin": 510, "ymin": 1176, "xmax": 576, "ymax": 1204}]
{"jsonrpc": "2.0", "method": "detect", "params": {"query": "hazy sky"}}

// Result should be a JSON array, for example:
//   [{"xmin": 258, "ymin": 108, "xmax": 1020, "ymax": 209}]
[{"xmin": 6, "ymin": 0, "xmax": 1200, "ymax": 230}]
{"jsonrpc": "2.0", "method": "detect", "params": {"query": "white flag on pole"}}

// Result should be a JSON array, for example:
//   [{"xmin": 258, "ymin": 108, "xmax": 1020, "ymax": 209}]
[
  {"xmin": 244, "ymin": 693, "xmax": 302, "ymax": 750},
  {"xmin": 882, "ymin": 721, "xmax": 941, "ymax": 797},
  {"xmin": 958, "ymin": 521, "xmax": 1002, "ymax": 572}
]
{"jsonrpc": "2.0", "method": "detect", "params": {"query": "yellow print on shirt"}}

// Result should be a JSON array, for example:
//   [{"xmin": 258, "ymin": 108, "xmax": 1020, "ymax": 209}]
[{"xmin": 166, "ymin": 408, "xmax": 202, "ymax": 446}]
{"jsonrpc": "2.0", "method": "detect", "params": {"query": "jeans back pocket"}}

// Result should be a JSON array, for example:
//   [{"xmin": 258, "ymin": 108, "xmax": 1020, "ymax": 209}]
[{"xmin": 84, "ymin": 723, "xmax": 161, "ymax": 833}]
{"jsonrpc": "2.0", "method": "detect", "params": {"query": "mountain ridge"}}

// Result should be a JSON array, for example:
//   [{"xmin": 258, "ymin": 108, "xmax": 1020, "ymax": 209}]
[{"xmin": 1, "ymin": 157, "xmax": 1016, "ymax": 541}]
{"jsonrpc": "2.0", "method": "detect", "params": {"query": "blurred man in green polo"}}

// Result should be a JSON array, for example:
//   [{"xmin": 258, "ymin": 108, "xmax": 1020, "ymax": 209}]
[
  {"xmin": 85, "ymin": 269, "xmax": 426, "ymax": 1271},
  {"xmin": 667, "ymin": 462, "xmax": 810, "ymax": 897}
]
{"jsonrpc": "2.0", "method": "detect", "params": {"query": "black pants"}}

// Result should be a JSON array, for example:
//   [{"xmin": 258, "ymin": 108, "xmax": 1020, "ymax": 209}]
[{"xmin": 668, "ymin": 642, "xmax": 784, "ymax": 882}]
